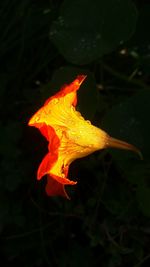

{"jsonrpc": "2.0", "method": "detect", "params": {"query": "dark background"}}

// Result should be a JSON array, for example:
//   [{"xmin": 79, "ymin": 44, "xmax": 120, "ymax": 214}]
[{"xmin": 1, "ymin": 0, "xmax": 150, "ymax": 266}]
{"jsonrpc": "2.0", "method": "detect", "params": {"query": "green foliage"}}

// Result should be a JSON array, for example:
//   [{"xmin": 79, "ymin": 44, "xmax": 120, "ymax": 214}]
[
  {"xmin": 101, "ymin": 90, "xmax": 150, "ymax": 217},
  {"xmin": 50, "ymin": 0, "xmax": 137, "ymax": 64},
  {"xmin": 1, "ymin": 0, "xmax": 150, "ymax": 266}
]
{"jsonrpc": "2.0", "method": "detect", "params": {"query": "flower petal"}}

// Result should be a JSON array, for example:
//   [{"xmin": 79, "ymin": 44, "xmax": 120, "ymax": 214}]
[
  {"xmin": 37, "ymin": 153, "xmax": 56, "ymax": 180},
  {"xmin": 46, "ymin": 175, "xmax": 71, "ymax": 199},
  {"xmin": 28, "ymin": 75, "xmax": 107, "ymax": 198},
  {"xmin": 28, "ymin": 75, "xmax": 140, "ymax": 199},
  {"xmin": 44, "ymin": 75, "xmax": 87, "ymax": 107}
]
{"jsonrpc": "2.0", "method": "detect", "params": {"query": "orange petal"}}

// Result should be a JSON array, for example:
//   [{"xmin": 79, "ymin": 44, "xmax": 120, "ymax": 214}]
[
  {"xmin": 37, "ymin": 153, "xmax": 56, "ymax": 180},
  {"xmin": 38, "ymin": 123, "xmax": 51, "ymax": 141},
  {"xmin": 37, "ymin": 126, "xmax": 60, "ymax": 180},
  {"xmin": 44, "ymin": 75, "xmax": 87, "ymax": 107},
  {"xmin": 46, "ymin": 174, "xmax": 77, "ymax": 199},
  {"xmin": 46, "ymin": 175, "xmax": 69, "ymax": 199},
  {"xmin": 49, "ymin": 173, "xmax": 77, "ymax": 186}
]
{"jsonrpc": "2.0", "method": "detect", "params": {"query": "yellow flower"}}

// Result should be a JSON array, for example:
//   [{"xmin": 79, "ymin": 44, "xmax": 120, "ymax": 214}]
[{"xmin": 28, "ymin": 75, "xmax": 141, "ymax": 199}]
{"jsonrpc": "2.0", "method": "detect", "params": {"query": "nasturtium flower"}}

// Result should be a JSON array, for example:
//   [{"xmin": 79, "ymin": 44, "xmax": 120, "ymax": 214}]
[{"xmin": 28, "ymin": 75, "xmax": 141, "ymax": 199}]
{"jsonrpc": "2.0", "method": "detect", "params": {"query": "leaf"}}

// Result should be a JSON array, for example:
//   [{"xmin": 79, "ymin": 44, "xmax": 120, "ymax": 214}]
[
  {"xmin": 101, "ymin": 90, "xmax": 150, "ymax": 217},
  {"xmin": 50, "ymin": 0, "xmax": 137, "ymax": 64},
  {"xmin": 129, "ymin": 5, "xmax": 150, "ymax": 74},
  {"xmin": 129, "ymin": 4, "xmax": 150, "ymax": 50},
  {"xmin": 101, "ymin": 90, "xmax": 150, "ymax": 160}
]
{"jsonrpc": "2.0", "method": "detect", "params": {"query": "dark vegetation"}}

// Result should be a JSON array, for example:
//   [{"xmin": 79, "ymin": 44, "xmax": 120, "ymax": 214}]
[{"xmin": 1, "ymin": 0, "xmax": 150, "ymax": 266}]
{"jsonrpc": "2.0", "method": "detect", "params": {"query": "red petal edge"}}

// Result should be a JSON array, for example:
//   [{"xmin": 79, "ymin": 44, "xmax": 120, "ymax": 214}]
[
  {"xmin": 44, "ymin": 75, "xmax": 87, "ymax": 106},
  {"xmin": 28, "ymin": 75, "xmax": 86, "ymax": 198},
  {"xmin": 46, "ymin": 175, "xmax": 69, "ymax": 199},
  {"xmin": 37, "ymin": 125, "xmax": 77, "ymax": 198},
  {"xmin": 37, "ymin": 125, "xmax": 60, "ymax": 179},
  {"xmin": 46, "ymin": 174, "xmax": 77, "ymax": 199}
]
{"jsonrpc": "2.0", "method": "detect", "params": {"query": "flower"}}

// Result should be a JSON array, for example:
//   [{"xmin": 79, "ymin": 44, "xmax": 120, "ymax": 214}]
[{"xmin": 28, "ymin": 75, "xmax": 141, "ymax": 199}]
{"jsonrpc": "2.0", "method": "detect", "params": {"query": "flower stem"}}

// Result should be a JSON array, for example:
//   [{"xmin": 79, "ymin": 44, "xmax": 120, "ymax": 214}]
[{"xmin": 107, "ymin": 136, "xmax": 143, "ymax": 159}]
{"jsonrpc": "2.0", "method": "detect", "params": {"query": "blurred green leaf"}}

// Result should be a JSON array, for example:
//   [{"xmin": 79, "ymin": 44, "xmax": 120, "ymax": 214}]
[
  {"xmin": 130, "ymin": 4, "xmax": 150, "ymax": 50},
  {"xmin": 101, "ymin": 90, "xmax": 150, "ymax": 217},
  {"xmin": 101, "ymin": 90, "xmax": 150, "ymax": 160},
  {"xmin": 129, "ymin": 5, "xmax": 150, "ymax": 75},
  {"xmin": 50, "ymin": 0, "xmax": 137, "ymax": 64}
]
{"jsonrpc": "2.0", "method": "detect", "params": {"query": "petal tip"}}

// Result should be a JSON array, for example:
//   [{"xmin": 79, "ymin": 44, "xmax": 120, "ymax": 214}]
[
  {"xmin": 76, "ymin": 75, "xmax": 87, "ymax": 85},
  {"xmin": 28, "ymin": 115, "xmax": 37, "ymax": 127}
]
